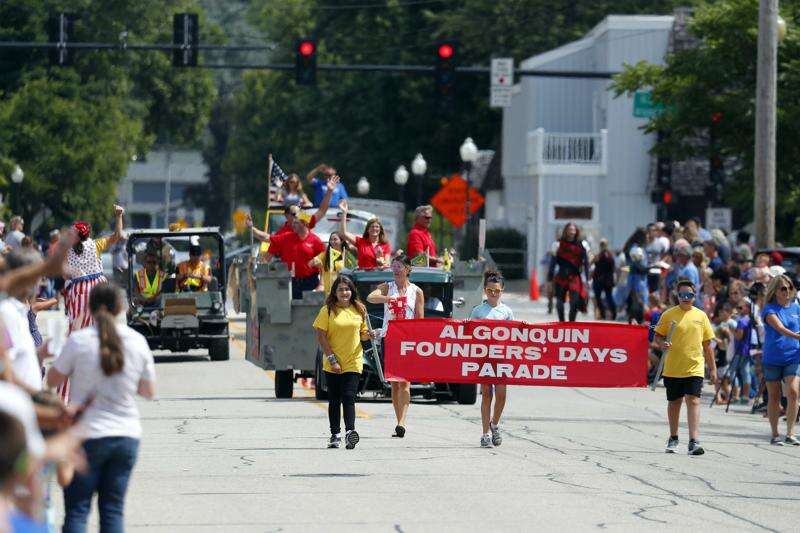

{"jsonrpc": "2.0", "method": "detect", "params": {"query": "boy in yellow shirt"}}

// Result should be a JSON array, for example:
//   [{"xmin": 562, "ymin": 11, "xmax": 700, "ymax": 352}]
[{"xmin": 654, "ymin": 279, "xmax": 718, "ymax": 455}]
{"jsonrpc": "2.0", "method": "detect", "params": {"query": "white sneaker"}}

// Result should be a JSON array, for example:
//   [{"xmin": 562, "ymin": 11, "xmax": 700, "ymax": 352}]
[
  {"xmin": 480, "ymin": 433, "xmax": 492, "ymax": 447},
  {"xmin": 490, "ymin": 423, "xmax": 502, "ymax": 446}
]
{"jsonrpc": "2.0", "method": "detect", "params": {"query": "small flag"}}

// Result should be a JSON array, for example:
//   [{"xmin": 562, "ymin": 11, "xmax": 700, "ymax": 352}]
[
  {"xmin": 270, "ymin": 159, "xmax": 289, "ymax": 187},
  {"xmin": 411, "ymin": 253, "xmax": 429, "ymax": 267},
  {"xmin": 344, "ymin": 250, "xmax": 359, "ymax": 270},
  {"xmin": 442, "ymin": 248, "xmax": 452, "ymax": 271}
]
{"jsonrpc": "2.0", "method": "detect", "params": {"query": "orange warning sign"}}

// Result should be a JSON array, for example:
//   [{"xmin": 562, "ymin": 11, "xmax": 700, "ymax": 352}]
[{"xmin": 430, "ymin": 174, "xmax": 484, "ymax": 229}]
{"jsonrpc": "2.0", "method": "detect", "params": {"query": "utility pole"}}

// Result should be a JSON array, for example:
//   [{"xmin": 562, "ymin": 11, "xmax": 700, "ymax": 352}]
[{"xmin": 754, "ymin": 0, "xmax": 778, "ymax": 248}]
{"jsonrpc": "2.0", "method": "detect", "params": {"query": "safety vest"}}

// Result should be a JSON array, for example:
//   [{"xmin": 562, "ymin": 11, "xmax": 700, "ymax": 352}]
[
  {"xmin": 178, "ymin": 261, "xmax": 209, "ymax": 291},
  {"xmin": 136, "ymin": 269, "xmax": 164, "ymax": 299}
]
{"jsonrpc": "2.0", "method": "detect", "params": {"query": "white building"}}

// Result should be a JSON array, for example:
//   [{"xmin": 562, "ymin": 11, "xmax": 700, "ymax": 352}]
[
  {"xmin": 497, "ymin": 15, "xmax": 675, "ymax": 276},
  {"xmin": 117, "ymin": 149, "xmax": 208, "ymax": 228}
]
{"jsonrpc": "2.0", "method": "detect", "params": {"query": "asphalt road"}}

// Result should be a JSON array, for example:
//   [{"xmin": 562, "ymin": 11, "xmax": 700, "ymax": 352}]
[{"xmin": 46, "ymin": 292, "xmax": 800, "ymax": 532}]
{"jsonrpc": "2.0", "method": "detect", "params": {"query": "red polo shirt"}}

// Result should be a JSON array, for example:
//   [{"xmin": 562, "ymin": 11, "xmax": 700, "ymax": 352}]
[
  {"xmin": 406, "ymin": 223, "xmax": 436, "ymax": 259},
  {"xmin": 355, "ymin": 236, "xmax": 391, "ymax": 269},
  {"xmin": 269, "ymin": 230, "xmax": 325, "ymax": 278}
]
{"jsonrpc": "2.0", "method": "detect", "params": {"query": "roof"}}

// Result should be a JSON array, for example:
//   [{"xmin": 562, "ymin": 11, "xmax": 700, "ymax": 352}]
[
  {"xmin": 520, "ymin": 15, "xmax": 675, "ymax": 70},
  {"xmin": 343, "ymin": 267, "xmax": 452, "ymax": 284}
]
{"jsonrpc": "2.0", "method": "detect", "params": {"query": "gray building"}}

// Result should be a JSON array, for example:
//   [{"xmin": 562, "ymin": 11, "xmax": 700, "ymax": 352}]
[
  {"xmin": 117, "ymin": 149, "xmax": 207, "ymax": 229},
  {"xmin": 497, "ymin": 15, "xmax": 675, "ymax": 276}
]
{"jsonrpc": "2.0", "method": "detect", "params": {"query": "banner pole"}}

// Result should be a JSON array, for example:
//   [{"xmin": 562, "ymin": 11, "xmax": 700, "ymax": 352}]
[{"xmin": 650, "ymin": 320, "xmax": 677, "ymax": 391}]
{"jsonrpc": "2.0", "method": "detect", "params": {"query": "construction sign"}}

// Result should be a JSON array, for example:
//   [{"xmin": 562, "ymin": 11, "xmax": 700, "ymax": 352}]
[{"xmin": 430, "ymin": 174, "xmax": 484, "ymax": 228}]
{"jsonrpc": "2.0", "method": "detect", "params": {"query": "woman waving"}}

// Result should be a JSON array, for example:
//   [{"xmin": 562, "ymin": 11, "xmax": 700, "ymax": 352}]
[{"xmin": 340, "ymin": 201, "xmax": 391, "ymax": 270}]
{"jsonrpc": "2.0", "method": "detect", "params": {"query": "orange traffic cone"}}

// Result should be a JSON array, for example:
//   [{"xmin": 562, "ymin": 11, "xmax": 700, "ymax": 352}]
[{"xmin": 529, "ymin": 267, "xmax": 541, "ymax": 301}]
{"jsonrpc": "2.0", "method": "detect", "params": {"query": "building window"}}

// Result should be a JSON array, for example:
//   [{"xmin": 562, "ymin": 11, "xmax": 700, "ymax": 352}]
[
  {"xmin": 132, "ymin": 182, "xmax": 166, "ymax": 203},
  {"xmin": 554, "ymin": 205, "xmax": 593, "ymax": 221},
  {"xmin": 170, "ymin": 183, "xmax": 191, "ymax": 202}
]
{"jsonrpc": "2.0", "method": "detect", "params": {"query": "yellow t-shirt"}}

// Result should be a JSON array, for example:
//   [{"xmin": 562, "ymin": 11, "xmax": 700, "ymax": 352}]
[
  {"xmin": 95, "ymin": 237, "xmax": 109, "ymax": 256},
  {"xmin": 655, "ymin": 305, "xmax": 715, "ymax": 378},
  {"xmin": 315, "ymin": 250, "xmax": 344, "ymax": 296},
  {"xmin": 312, "ymin": 305, "xmax": 367, "ymax": 374}
]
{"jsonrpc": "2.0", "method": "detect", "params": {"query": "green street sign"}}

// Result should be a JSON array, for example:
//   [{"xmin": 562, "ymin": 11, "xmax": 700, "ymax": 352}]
[{"xmin": 633, "ymin": 91, "xmax": 664, "ymax": 118}]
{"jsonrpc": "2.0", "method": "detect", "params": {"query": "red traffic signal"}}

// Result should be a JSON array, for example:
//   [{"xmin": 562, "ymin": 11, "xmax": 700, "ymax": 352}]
[
  {"xmin": 663, "ymin": 190, "xmax": 673, "ymax": 204},
  {"xmin": 298, "ymin": 40, "xmax": 315, "ymax": 57},
  {"xmin": 437, "ymin": 43, "xmax": 454, "ymax": 59}
]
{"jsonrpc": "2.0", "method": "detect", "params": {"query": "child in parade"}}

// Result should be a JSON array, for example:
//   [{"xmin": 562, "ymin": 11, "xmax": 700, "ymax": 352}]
[
  {"xmin": 367, "ymin": 252, "xmax": 424, "ymax": 438},
  {"xmin": 470, "ymin": 270, "xmax": 514, "ymax": 448},
  {"xmin": 654, "ymin": 279, "xmax": 718, "ymax": 455},
  {"xmin": 313, "ymin": 276, "xmax": 372, "ymax": 449}
]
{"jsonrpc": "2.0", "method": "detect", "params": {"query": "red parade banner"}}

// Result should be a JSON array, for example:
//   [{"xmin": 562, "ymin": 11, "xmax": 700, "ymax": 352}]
[{"xmin": 383, "ymin": 319, "xmax": 649, "ymax": 387}]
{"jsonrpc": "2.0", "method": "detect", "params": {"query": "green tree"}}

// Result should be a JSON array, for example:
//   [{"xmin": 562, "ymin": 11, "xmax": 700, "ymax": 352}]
[
  {"xmin": 0, "ymin": 0, "xmax": 217, "ymax": 227},
  {"xmin": 612, "ymin": 0, "xmax": 800, "ymax": 240},
  {"xmin": 222, "ymin": 0, "xmax": 691, "ymax": 216}
]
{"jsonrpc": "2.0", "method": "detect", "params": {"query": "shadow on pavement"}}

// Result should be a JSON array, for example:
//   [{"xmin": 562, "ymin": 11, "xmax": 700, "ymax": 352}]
[{"xmin": 154, "ymin": 354, "xmax": 209, "ymax": 364}]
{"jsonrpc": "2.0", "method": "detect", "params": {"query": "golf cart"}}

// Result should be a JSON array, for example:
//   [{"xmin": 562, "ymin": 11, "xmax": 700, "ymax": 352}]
[
  {"xmin": 238, "ymin": 256, "xmax": 487, "ymax": 401},
  {"xmin": 126, "ymin": 228, "xmax": 230, "ymax": 361}
]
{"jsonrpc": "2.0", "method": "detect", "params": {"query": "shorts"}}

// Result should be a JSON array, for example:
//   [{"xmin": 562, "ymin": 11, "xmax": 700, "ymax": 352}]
[
  {"xmin": 715, "ymin": 349, "xmax": 728, "ymax": 369},
  {"xmin": 763, "ymin": 362, "xmax": 800, "ymax": 382},
  {"xmin": 663, "ymin": 376, "xmax": 704, "ymax": 401}
]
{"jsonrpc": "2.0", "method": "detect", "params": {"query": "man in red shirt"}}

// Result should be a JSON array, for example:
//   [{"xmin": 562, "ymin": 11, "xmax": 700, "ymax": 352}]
[
  {"xmin": 247, "ymin": 175, "xmax": 340, "ymax": 241},
  {"xmin": 265, "ymin": 208, "xmax": 325, "ymax": 299},
  {"xmin": 406, "ymin": 205, "xmax": 441, "ymax": 266}
]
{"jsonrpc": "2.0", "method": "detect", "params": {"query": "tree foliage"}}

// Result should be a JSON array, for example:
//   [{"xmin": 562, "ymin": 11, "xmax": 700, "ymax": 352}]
[
  {"xmin": 612, "ymin": 0, "xmax": 800, "ymax": 240},
  {"xmin": 0, "ymin": 0, "xmax": 217, "ymax": 228},
  {"xmin": 216, "ymin": 0, "xmax": 689, "ymax": 214}
]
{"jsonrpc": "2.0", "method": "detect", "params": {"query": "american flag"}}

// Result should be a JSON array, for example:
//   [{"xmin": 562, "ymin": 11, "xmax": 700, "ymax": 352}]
[{"xmin": 270, "ymin": 159, "xmax": 289, "ymax": 186}]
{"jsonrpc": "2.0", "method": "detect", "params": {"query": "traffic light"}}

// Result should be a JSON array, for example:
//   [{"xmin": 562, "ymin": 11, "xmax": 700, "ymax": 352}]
[
  {"xmin": 435, "ymin": 40, "xmax": 458, "ymax": 107},
  {"xmin": 651, "ymin": 189, "xmax": 675, "ymax": 205},
  {"xmin": 295, "ymin": 38, "xmax": 317, "ymax": 85},
  {"xmin": 48, "ymin": 13, "xmax": 76, "ymax": 66},
  {"xmin": 173, "ymin": 13, "xmax": 199, "ymax": 67}
]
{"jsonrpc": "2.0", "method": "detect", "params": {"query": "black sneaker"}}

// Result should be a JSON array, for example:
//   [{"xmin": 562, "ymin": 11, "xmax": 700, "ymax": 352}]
[
  {"xmin": 327, "ymin": 434, "xmax": 341, "ymax": 449},
  {"xmin": 665, "ymin": 436, "xmax": 679, "ymax": 453},
  {"xmin": 392, "ymin": 425, "xmax": 405, "ymax": 438},
  {"xmin": 345, "ymin": 430, "xmax": 360, "ymax": 449},
  {"xmin": 688, "ymin": 439, "xmax": 705, "ymax": 456}
]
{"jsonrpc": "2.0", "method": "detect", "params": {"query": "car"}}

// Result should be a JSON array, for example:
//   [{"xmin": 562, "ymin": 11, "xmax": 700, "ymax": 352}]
[{"xmin": 126, "ymin": 227, "xmax": 230, "ymax": 361}]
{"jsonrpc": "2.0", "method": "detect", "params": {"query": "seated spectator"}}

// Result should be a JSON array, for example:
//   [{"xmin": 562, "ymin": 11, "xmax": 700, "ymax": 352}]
[
  {"xmin": 277, "ymin": 173, "xmax": 312, "ymax": 207},
  {"xmin": 406, "ymin": 205, "xmax": 441, "ymax": 267},
  {"xmin": 306, "ymin": 164, "xmax": 349, "ymax": 207},
  {"xmin": 135, "ymin": 252, "xmax": 166, "ymax": 304},
  {"xmin": 339, "ymin": 202, "xmax": 390, "ymax": 270},
  {"xmin": 248, "ymin": 176, "xmax": 341, "ymax": 242},
  {"xmin": 265, "ymin": 208, "xmax": 325, "ymax": 300},
  {"xmin": 176, "ymin": 245, "xmax": 211, "ymax": 292}
]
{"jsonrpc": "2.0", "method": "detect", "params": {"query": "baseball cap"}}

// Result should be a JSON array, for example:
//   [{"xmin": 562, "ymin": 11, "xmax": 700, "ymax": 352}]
[{"xmin": 288, "ymin": 205, "xmax": 312, "ymax": 224}]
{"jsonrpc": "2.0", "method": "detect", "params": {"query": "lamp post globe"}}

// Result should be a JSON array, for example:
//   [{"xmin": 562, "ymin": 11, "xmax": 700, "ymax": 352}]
[
  {"xmin": 459, "ymin": 137, "xmax": 478, "ymax": 163},
  {"xmin": 777, "ymin": 16, "xmax": 787, "ymax": 43},
  {"xmin": 357, "ymin": 176, "xmax": 370, "ymax": 195},
  {"xmin": 394, "ymin": 165, "xmax": 409, "ymax": 186},
  {"xmin": 10, "ymin": 165, "xmax": 24, "ymax": 184},
  {"xmin": 411, "ymin": 154, "xmax": 427, "ymax": 176}
]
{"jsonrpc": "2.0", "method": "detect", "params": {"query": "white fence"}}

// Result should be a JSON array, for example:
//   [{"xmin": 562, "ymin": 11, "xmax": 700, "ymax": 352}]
[{"xmin": 527, "ymin": 128, "xmax": 608, "ymax": 176}]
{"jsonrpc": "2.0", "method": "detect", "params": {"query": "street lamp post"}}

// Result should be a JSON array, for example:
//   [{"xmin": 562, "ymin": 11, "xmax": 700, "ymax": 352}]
[
  {"xmin": 10, "ymin": 164, "xmax": 24, "ymax": 215},
  {"xmin": 394, "ymin": 165, "xmax": 409, "ymax": 205},
  {"xmin": 459, "ymin": 138, "xmax": 478, "ymax": 257},
  {"xmin": 411, "ymin": 153, "xmax": 427, "ymax": 207}
]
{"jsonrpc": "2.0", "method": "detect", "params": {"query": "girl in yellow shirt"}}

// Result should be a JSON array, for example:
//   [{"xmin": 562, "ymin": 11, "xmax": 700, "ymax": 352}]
[
  {"xmin": 313, "ymin": 275, "xmax": 372, "ymax": 449},
  {"xmin": 308, "ymin": 231, "xmax": 346, "ymax": 295}
]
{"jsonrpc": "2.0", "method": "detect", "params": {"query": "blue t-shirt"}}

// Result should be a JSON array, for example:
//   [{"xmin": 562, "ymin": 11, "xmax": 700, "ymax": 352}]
[
  {"xmin": 470, "ymin": 302, "xmax": 515, "ymax": 321},
  {"xmin": 310, "ymin": 178, "xmax": 348, "ymax": 207},
  {"xmin": 734, "ymin": 316, "xmax": 751, "ymax": 358},
  {"xmin": 9, "ymin": 510, "xmax": 49, "ymax": 533},
  {"xmin": 761, "ymin": 302, "xmax": 800, "ymax": 366}
]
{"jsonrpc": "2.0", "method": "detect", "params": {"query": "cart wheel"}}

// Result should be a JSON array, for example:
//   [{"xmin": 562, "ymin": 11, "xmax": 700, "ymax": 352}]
[
  {"xmin": 208, "ymin": 338, "xmax": 230, "ymax": 361},
  {"xmin": 275, "ymin": 369, "xmax": 294, "ymax": 399},
  {"xmin": 455, "ymin": 383, "xmax": 477, "ymax": 405},
  {"xmin": 314, "ymin": 351, "xmax": 328, "ymax": 400}
]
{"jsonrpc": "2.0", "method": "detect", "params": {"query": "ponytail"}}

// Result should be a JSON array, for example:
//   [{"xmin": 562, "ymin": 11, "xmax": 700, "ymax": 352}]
[{"xmin": 88, "ymin": 282, "xmax": 124, "ymax": 376}]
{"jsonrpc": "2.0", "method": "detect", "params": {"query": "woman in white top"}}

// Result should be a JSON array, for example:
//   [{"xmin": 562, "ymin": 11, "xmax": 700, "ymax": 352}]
[
  {"xmin": 367, "ymin": 252, "xmax": 424, "ymax": 438},
  {"xmin": 47, "ymin": 283, "xmax": 155, "ymax": 533}
]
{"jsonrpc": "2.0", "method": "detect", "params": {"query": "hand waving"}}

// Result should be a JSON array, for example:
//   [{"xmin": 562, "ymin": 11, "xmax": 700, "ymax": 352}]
[{"xmin": 114, "ymin": 204, "xmax": 125, "ymax": 217}]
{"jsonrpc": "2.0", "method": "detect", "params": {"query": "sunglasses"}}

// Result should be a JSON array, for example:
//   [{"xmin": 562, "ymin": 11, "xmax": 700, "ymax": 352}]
[
  {"xmin": 677, "ymin": 292, "xmax": 695, "ymax": 300},
  {"xmin": 422, "ymin": 216, "xmax": 433, "ymax": 220},
  {"xmin": 485, "ymin": 288, "xmax": 503, "ymax": 296},
  {"xmin": 779, "ymin": 286, "xmax": 791, "ymax": 292}
]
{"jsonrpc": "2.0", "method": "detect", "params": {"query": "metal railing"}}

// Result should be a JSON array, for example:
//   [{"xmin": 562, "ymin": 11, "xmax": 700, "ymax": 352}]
[{"xmin": 542, "ymin": 132, "xmax": 602, "ymax": 165}]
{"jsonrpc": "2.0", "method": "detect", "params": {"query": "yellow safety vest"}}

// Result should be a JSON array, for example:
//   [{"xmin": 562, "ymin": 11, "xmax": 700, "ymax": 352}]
[{"xmin": 136, "ymin": 269, "xmax": 164, "ymax": 299}]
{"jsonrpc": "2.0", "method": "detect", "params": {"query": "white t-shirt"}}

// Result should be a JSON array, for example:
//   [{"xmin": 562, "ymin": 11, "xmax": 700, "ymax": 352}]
[
  {"xmin": 0, "ymin": 382, "xmax": 46, "ymax": 457},
  {"xmin": 0, "ymin": 298, "xmax": 42, "ymax": 391},
  {"xmin": 53, "ymin": 323, "xmax": 156, "ymax": 440}
]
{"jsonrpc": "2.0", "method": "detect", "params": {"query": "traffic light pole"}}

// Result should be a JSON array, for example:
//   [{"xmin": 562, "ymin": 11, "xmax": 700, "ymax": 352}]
[{"xmin": 0, "ymin": 40, "xmax": 617, "ymax": 79}]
